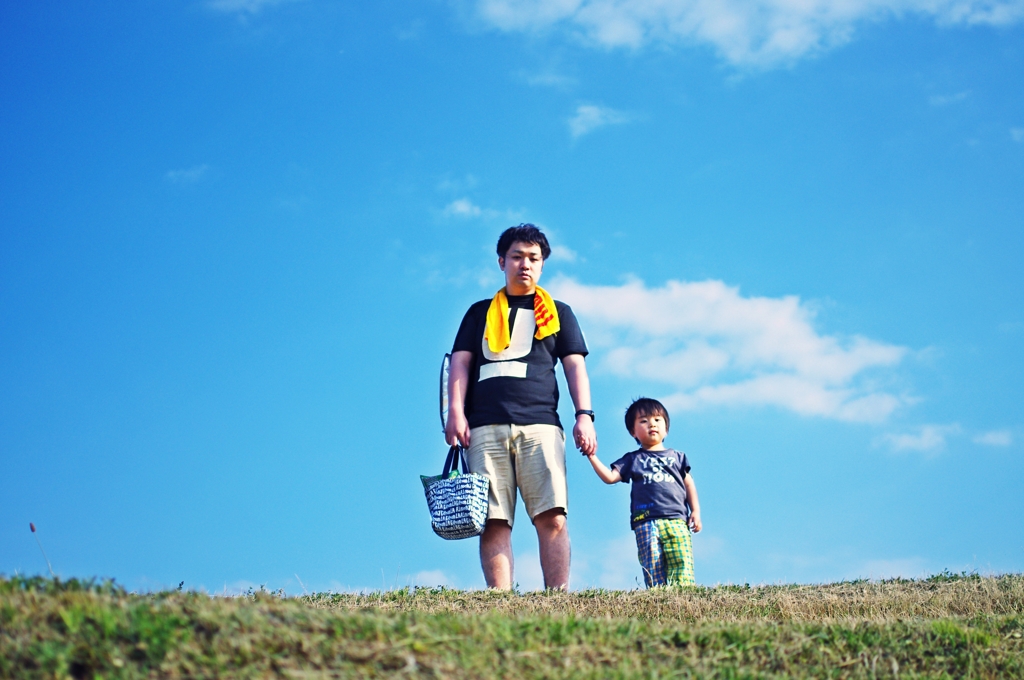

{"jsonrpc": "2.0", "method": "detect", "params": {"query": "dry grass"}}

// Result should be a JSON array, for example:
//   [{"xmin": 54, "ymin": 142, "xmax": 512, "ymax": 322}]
[
  {"xmin": 3, "ymin": 573, "xmax": 1023, "ymax": 678},
  {"xmin": 308, "ymin": 573, "xmax": 1024, "ymax": 623}
]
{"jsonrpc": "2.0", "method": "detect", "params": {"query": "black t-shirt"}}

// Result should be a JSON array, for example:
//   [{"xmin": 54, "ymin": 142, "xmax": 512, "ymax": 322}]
[
  {"xmin": 610, "ymin": 448, "xmax": 692, "ymax": 530},
  {"xmin": 452, "ymin": 294, "xmax": 588, "ymax": 428}
]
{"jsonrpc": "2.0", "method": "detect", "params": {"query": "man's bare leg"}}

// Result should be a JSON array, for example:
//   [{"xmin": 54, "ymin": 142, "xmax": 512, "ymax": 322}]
[
  {"xmin": 534, "ymin": 508, "xmax": 570, "ymax": 590},
  {"xmin": 480, "ymin": 520, "xmax": 513, "ymax": 589}
]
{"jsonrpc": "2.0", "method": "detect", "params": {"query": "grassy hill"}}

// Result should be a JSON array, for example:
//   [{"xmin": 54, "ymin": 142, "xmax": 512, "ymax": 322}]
[{"xmin": 2, "ymin": 573, "xmax": 1023, "ymax": 678}]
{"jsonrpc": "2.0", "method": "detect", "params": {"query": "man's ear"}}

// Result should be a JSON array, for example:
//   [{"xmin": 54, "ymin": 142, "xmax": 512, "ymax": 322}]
[{"xmin": 498, "ymin": 256, "xmax": 505, "ymax": 271}]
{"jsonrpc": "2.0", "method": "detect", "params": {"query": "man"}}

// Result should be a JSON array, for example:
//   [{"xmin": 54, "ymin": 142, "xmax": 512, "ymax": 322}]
[{"xmin": 446, "ymin": 224, "xmax": 597, "ymax": 590}]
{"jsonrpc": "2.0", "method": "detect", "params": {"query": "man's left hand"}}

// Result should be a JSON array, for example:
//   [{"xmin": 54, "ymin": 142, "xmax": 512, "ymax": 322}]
[{"xmin": 573, "ymin": 415, "xmax": 597, "ymax": 456}]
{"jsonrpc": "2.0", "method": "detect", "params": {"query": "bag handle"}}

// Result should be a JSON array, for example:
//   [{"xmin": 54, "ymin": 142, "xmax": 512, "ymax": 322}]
[
  {"xmin": 439, "ymin": 353, "xmax": 451, "ymax": 433},
  {"xmin": 442, "ymin": 444, "xmax": 470, "ymax": 477}
]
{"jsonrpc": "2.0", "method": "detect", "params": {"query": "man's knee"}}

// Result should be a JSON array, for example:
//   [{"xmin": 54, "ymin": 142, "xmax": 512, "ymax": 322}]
[
  {"xmin": 533, "ymin": 508, "xmax": 566, "ymax": 532},
  {"xmin": 482, "ymin": 519, "xmax": 512, "ymax": 541}
]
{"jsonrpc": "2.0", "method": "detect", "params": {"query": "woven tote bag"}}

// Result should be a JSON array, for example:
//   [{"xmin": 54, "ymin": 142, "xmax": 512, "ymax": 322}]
[{"xmin": 421, "ymin": 445, "xmax": 490, "ymax": 540}]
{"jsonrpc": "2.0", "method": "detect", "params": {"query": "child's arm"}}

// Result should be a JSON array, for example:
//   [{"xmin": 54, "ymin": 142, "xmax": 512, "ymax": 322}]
[
  {"xmin": 585, "ymin": 453, "xmax": 622, "ymax": 484},
  {"xmin": 684, "ymin": 474, "xmax": 702, "ymax": 533}
]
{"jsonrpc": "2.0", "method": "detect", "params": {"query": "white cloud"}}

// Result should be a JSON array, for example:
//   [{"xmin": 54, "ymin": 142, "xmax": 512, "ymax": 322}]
[
  {"xmin": 929, "ymin": 90, "xmax": 970, "ymax": 106},
  {"xmin": 437, "ymin": 174, "xmax": 479, "ymax": 193},
  {"xmin": 550, "ymin": 244, "xmax": 578, "ymax": 262},
  {"xmin": 424, "ymin": 262, "xmax": 501, "ymax": 291},
  {"xmin": 439, "ymin": 197, "xmax": 525, "ymax": 222},
  {"xmin": 590, "ymin": 534, "xmax": 643, "ymax": 589},
  {"xmin": 568, "ymin": 534, "xmax": 643, "ymax": 589},
  {"xmin": 208, "ymin": 0, "xmax": 304, "ymax": 13},
  {"xmin": 524, "ymin": 71, "xmax": 576, "ymax": 87},
  {"xmin": 443, "ymin": 197, "xmax": 484, "ymax": 218},
  {"xmin": 548, "ymin": 276, "xmax": 909, "ymax": 422},
  {"xmin": 410, "ymin": 570, "xmax": 454, "ymax": 587},
  {"xmin": 877, "ymin": 423, "xmax": 961, "ymax": 452},
  {"xmin": 396, "ymin": 20, "xmax": 425, "ymax": 41},
  {"xmin": 973, "ymin": 429, "xmax": 1013, "ymax": 446},
  {"xmin": 165, "ymin": 164, "xmax": 209, "ymax": 184},
  {"xmin": 693, "ymin": 533, "xmax": 724, "ymax": 561},
  {"xmin": 568, "ymin": 104, "xmax": 629, "ymax": 138},
  {"xmin": 1011, "ymin": 128, "xmax": 1024, "ymax": 142},
  {"xmin": 474, "ymin": 0, "xmax": 1024, "ymax": 67},
  {"xmin": 513, "ymin": 551, "xmax": 546, "ymax": 591}
]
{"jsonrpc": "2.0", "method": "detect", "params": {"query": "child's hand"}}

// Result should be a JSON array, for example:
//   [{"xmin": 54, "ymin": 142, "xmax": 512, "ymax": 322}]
[{"xmin": 689, "ymin": 514, "xmax": 702, "ymax": 533}]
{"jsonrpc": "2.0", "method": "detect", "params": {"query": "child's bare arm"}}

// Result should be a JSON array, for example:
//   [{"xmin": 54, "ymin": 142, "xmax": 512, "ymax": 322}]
[
  {"xmin": 586, "ymin": 453, "xmax": 622, "ymax": 484},
  {"xmin": 684, "ymin": 474, "xmax": 702, "ymax": 533}
]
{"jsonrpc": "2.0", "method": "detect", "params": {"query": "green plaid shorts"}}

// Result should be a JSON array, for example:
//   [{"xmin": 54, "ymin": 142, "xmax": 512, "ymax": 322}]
[{"xmin": 634, "ymin": 518, "xmax": 694, "ymax": 587}]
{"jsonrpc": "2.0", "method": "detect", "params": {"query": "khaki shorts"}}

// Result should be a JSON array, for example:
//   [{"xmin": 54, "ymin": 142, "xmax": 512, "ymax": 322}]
[{"xmin": 466, "ymin": 424, "xmax": 567, "ymax": 527}]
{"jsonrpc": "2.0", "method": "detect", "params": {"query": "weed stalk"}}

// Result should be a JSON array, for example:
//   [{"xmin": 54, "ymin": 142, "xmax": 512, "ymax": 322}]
[{"xmin": 29, "ymin": 522, "xmax": 55, "ymax": 578}]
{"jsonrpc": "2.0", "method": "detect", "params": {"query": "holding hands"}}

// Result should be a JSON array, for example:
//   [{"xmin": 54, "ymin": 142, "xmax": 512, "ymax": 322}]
[{"xmin": 573, "ymin": 413, "xmax": 597, "ymax": 456}]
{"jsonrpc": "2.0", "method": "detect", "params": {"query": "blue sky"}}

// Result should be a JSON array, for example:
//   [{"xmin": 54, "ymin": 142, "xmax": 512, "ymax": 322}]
[{"xmin": 2, "ymin": 0, "xmax": 1022, "ymax": 592}]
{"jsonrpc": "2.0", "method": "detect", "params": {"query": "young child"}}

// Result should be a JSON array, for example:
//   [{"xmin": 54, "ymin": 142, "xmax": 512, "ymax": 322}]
[{"xmin": 585, "ymin": 397, "xmax": 702, "ymax": 587}]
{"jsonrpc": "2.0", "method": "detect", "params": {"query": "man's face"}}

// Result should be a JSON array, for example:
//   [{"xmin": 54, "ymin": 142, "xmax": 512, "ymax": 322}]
[{"xmin": 499, "ymin": 241, "xmax": 545, "ymax": 295}]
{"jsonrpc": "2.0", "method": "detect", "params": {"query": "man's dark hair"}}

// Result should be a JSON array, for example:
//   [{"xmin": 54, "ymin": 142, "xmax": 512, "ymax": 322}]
[
  {"xmin": 624, "ymin": 397, "xmax": 671, "ymax": 436},
  {"xmin": 496, "ymin": 224, "xmax": 552, "ymax": 260}
]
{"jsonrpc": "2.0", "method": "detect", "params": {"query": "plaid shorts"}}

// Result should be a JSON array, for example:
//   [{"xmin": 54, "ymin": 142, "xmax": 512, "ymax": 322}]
[{"xmin": 634, "ymin": 518, "xmax": 695, "ymax": 587}]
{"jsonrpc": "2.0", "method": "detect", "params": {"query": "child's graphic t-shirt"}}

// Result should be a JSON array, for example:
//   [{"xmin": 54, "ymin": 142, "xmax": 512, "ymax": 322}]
[{"xmin": 610, "ymin": 448, "xmax": 691, "ymax": 530}]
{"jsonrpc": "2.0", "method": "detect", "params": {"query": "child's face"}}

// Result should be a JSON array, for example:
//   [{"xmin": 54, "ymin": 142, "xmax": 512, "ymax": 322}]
[{"xmin": 632, "ymin": 413, "xmax": 668, "ymax": 449}]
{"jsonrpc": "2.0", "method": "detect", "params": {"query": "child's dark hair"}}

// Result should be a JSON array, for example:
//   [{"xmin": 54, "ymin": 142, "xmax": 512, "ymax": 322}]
[
  {"xmin": 496, "ymin": 224, "xmax": 551, "ymax": 260},
  {"xmin": 624, "ymin": 397, "xmax": 670, "ymax": 435}
]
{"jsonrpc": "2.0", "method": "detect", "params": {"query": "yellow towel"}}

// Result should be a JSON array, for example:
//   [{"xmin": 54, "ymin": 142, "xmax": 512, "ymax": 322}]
[{"xmin": 484, "ymin": 286, "xmax": 561, "ymax": 354}]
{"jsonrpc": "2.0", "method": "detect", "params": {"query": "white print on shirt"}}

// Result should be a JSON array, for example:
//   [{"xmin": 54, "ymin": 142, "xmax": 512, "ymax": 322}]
[
  {"xmin": 637, "ymin": 456, "xmax": 678, "ymax": 485},
  {"xmin": 479, "ymin": 307, "xmax": 535, "ymax": 381}
]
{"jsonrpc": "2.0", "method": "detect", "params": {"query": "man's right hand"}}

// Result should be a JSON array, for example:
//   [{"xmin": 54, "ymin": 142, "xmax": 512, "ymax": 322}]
[
  {"xmin": 445, "ymin": 410, "xmax": 471, "ymax": 448},
  {"xmin": 445, "ymin": 351, "xmax": 474, "ymax": 448},
  {"xmin": 573, "ymin": 414, "xmax": 597, "ymax": 457}
]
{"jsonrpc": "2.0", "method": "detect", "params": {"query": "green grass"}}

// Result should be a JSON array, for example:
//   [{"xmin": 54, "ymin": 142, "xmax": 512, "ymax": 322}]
[{"xmin": 2, "ymin": 574, "xmax": 1023, "ymax": 678}]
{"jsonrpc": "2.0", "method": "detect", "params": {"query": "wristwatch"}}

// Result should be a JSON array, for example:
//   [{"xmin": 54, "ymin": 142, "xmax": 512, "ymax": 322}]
[{"xmin": 575, "ymin": 409, "xmax": 595, "ymax": 422}]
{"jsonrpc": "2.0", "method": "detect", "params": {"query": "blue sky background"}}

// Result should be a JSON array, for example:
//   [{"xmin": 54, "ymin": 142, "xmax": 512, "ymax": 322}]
[{"xmin": 2, "ymin": 0, "xmax": 1022, "ymax": 593}]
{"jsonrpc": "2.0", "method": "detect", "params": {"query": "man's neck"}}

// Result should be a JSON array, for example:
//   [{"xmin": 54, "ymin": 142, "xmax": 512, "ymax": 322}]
[{"xmin": 505, "ymin": 284, "xmax": 536, "ymax": 297}]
